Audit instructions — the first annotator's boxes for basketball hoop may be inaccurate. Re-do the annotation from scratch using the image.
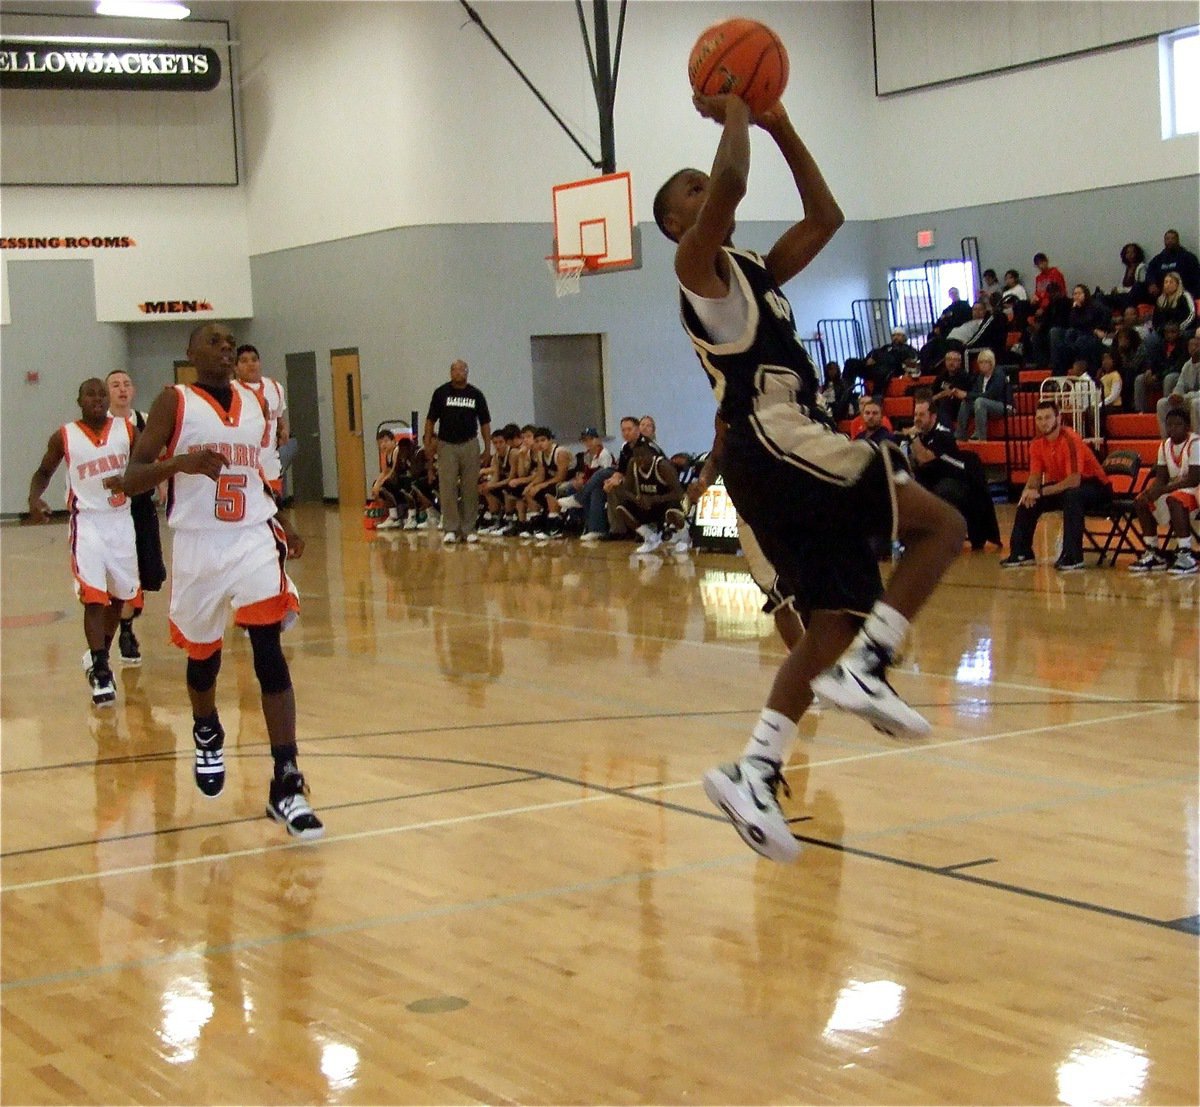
[545,254,600,298]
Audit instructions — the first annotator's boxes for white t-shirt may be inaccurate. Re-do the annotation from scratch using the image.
[680,276,750,346]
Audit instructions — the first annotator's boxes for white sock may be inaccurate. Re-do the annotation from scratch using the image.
[637,524,655,539]
[863,602,909,657]
[1180,537,1194,552]
[742,707,794,764]
[387,508,399,520]
[1145,535,1159,549]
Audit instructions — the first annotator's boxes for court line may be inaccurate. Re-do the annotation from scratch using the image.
[2,702,1181,893]
[0,773,542,859]
[0,853,750,993]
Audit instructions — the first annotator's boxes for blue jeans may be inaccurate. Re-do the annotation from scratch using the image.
[957,396,1007,440]
[580,467,615,533]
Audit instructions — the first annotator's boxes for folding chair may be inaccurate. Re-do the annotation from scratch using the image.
[1083,450,1146,566]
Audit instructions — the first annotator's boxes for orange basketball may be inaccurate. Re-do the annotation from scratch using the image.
[688,18,788,116]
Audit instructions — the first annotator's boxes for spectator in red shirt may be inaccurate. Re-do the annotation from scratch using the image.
[1033,252,1067,309]
[1000,400,1111,571]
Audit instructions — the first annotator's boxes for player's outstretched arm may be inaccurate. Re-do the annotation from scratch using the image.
[123,387,225,495]
[27,430,65,523]
[675,94,751,298]
[761,105,844,286]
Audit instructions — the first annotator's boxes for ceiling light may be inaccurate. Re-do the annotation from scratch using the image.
[95,1,191,19]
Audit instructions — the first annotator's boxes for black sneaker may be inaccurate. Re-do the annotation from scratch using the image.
[267,772,325,840]
[1053,556,1085,572]
[86,659,116,708]
[193,718,226,798]
[999,552,1035,568]
[118,623,142,666]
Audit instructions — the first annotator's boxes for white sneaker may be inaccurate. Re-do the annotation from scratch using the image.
[376,516,403,530]
[442,532,458,545]
[1169,550,1198,575]
[635,531,663,555]
[465,532,480,544]
[810,639,931,739]
[672,529,692,554]
[402,515,419,530]
[702,757,800,863]
[580,531,605,542]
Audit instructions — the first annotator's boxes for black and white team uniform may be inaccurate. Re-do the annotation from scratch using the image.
[679,247,908,616]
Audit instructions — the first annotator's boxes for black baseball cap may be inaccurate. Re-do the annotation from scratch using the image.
[580,426,600,438]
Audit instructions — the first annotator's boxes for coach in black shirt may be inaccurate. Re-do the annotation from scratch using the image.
[423,359,491,544]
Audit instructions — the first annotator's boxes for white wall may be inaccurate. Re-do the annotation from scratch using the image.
[235,0,878,250]
[0,187,254,321]
[865,30,1199,217]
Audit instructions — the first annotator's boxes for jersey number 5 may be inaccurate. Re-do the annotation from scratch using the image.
[214,473,247,522]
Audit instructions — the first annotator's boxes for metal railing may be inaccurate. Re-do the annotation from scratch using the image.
[815,318,866,368]
[852,298,895,354]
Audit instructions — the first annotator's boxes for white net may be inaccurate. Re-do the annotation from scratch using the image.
[545,255,589,298]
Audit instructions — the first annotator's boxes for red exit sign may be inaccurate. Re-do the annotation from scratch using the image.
[916,229,935,249]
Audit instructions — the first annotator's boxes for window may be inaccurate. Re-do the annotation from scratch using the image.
[1160,26,1199,140]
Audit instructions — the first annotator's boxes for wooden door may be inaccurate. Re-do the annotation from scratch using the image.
[330,348,366,505]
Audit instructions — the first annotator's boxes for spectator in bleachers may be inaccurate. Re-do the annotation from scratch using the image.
[1117,304,1153,342]
[863,328,919,395]
[1117,327,1152,411]
[609,440,688,555]
[1098,351,1124,413]
[557,428,615,516]
[980,269,1002,305]
[1001,269,1028,303]
[1129,407,1200,576]
[1051,284,1110,374]
[904,393,1001,551]
[853,397,895,444]
[1149,272,1196,339]
[957,349,1009,441]
[1111,242,1149,309]
[1028,280,1071,368]
[1000,400,1111,572]
[930,347,971,429]
[639,415,665,455]
[949,301,1007,361]
[1146,229,1200,299]
[1135,321,1190,414]
[820,361,856,421]
[574,416,640,541]
[1156,333,1200,437]
[1032,252,1067,310]
[936,287,973,333]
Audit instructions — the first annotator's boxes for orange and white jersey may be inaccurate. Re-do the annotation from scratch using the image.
[1158,433,1200,492]
[62,417,135,515]
[238,376,286,482]
[165,383,277,531]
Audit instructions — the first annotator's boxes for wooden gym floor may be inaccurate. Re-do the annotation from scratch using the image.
[2,503,1197,1105]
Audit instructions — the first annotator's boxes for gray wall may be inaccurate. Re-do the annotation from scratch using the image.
[868,175,1200,297]
[1,261,127,514]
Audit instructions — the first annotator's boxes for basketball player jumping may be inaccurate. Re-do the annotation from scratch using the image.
[121,323,323,840]
[654,95,965,862]
[28,378,143,708]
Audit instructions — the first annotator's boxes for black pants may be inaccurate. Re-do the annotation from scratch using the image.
[1008,478,1110,562]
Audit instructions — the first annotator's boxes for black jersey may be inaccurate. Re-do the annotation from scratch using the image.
[680,247,872,487]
